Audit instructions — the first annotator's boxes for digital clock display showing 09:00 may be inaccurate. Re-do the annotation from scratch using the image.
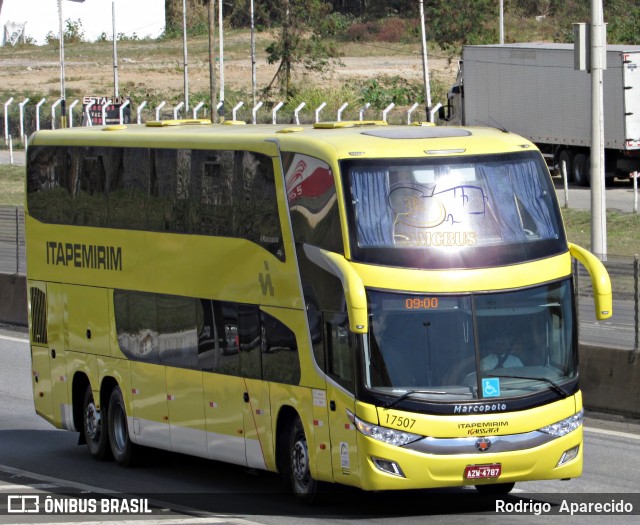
[404,297,439,309]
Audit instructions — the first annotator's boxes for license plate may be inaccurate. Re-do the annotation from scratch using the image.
[464,464,502,480]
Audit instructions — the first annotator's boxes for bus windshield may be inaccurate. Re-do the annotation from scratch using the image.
[343,151,565,269]
[365,279,576,403]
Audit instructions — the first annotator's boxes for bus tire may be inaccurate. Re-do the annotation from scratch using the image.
[572,153,590,187]
[475,482,515,495]
[107,386,136,467]
[82,385,111,461]
[286,416,319,502]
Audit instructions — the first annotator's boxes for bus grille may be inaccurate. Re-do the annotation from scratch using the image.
[29,287,48,345]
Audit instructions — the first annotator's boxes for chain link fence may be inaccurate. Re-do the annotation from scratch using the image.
[1,204,639,352]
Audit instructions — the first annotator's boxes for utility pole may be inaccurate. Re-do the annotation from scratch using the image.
[182,0,189,111]
[112,1,119,99]
[419,0,431,120]
[499,0,504,44]
[591,0,607,259]
[250,0,256,108]
[218,0,224,112]
[58,0,67,128]
[207,0,217,123]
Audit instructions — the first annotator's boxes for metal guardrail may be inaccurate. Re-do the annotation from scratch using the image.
[0,206,25,275]
[0,205,638,351]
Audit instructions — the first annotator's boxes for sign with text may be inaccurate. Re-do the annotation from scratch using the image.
[82,96,131,126]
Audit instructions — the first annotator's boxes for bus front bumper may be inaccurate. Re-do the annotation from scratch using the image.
[354,427,583,491]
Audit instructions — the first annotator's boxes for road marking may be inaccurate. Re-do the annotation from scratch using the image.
[0,514,239,525]
[584,425,640,441]
[0,334,28,344]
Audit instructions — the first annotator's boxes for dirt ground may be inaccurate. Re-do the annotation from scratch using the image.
[0,49,459,107]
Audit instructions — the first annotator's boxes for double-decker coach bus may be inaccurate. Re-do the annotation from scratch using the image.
[25,120,611,500]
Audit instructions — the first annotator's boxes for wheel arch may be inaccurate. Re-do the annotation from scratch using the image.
[72,372,91,440]
[275,404,299,475]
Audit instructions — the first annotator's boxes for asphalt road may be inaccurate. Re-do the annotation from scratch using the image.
[0,327,639,524]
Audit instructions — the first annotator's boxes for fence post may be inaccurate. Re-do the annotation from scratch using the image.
[337,103,348,122]
[19,98,29,140]
[382,103,395,123]
[35,98,46,131]
[251,101,263,124]
[633,254,639,362]
[562,160,570,209]
[193,101,205,119]
[359,103,370,121]
[633,172,638,214]
[293,102,306,125]
[68,100,79,128]
[15,207,19,275]
[137,101,147,124]
[272,102,284,124]
[51,99,62,130]
[314,102,326,123]
[4,97,14,144]
[407,103,419,125]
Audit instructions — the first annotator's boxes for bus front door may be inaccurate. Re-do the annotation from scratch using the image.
[325,313,359,485]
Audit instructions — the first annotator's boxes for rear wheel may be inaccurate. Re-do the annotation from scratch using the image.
[475,482,515,495]
[82,385,110,461]
[285,416,319,502]
[573,153,590,187]
[107,386,136,466]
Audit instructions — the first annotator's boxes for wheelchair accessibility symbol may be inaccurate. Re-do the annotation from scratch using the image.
[482,378,501,398]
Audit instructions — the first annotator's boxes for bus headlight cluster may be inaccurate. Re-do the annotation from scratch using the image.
[354,415,422,447]
[538,409,584,437]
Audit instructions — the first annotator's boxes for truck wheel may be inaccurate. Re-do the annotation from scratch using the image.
[82,385,110,461]
[573,153,590,187]
[107,386,136,466]
[558,150,574,181]
[285,416,319,502]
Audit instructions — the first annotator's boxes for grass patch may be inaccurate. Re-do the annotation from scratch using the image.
[0,164,25,206]
[561,208,640,257]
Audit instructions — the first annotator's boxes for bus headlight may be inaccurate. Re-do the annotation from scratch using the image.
[353,415,422,447]
[538,409,584,437]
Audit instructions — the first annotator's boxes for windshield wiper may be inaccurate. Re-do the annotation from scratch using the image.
[489,373,570,398]
[384,389,450,409]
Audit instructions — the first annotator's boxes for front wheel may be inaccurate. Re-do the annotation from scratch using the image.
[286,416,319,502]
[107,386,136,466]
[82,385,110,461]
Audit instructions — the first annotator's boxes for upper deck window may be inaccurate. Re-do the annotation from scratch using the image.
[342,151,566,269]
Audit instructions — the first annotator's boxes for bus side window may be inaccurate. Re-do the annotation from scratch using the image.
[239,304,262,379]
[261,310,301,385]
[198,300,240,376]
[326,313,354,392]
[156,294,199,370]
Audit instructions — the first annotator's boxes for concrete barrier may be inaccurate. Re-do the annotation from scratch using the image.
[579,344,640,419]
[0,273,27,326]
[0,274,638,418]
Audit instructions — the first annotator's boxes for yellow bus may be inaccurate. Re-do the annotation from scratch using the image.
[25,120,612,500]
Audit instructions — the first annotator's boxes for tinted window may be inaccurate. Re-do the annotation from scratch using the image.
[262,311,300,385]
[27,146,284,260]
[114,290,299,384]
[283,152,343,253]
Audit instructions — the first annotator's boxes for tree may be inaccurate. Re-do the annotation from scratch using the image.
[265,0,342,98]
[427,0,496,50]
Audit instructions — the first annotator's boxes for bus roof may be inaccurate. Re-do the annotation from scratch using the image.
[29,121,537,160]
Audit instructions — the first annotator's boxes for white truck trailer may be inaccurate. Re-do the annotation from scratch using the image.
[441,43,640,186]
